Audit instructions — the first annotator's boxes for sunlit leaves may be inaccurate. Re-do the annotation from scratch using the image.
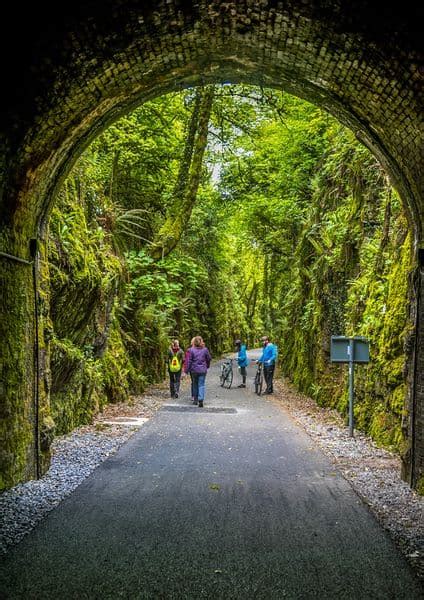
[49,83,411,451]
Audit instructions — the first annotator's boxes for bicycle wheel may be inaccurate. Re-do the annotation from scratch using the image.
[220,366,226,387]
[223,368,233,389]
[258,371,264,395]
[254,370,263,395]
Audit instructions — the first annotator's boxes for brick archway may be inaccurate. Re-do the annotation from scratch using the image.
[1,1,423,490]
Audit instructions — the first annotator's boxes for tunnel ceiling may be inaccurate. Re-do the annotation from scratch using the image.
[0,0,423,236]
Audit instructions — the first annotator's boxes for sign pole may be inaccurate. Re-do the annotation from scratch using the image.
[330,335,369,438]
[348,338,355,437]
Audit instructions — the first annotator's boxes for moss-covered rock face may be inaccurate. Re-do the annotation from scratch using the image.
[278,136,415,458]
[417,476,424,497]
[351,229,413,452]
[46,187,141,436]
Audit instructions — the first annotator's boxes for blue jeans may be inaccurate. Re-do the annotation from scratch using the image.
[192,372,206,401]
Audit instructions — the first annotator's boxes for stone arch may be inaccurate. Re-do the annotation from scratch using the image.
[0,1,423,490]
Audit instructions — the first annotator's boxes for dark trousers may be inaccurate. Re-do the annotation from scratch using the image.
[169,370,182,397]
[263,364,275,393]
[239,366,246,383]
[189,372,194,399]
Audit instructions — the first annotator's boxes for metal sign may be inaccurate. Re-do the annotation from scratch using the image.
[330,336,370,363]
[330,336,370,437]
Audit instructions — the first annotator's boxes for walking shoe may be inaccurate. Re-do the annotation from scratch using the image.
[198,401,204,408]
[192,399,198,405]
[237,384,246,388]
[175,393,179,398]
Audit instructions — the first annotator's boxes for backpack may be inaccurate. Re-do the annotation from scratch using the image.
[169,352,182,372]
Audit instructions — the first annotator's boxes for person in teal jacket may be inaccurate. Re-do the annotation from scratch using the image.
[235,339,249,388]
[257,335,277,393]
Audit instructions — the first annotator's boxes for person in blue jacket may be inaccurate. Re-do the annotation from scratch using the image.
[257,335,277,394]
[235,339,249,388]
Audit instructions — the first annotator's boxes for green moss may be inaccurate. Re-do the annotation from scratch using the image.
[0,229,39,490]
[99,324,145,404]
[416,476,424,496]
[278,142,413,458]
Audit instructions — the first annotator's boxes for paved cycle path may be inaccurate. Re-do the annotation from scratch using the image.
[1,356,423,599]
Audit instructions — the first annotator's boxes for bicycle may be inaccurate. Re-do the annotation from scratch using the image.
[220,358,233,388]
[254,361,264,395]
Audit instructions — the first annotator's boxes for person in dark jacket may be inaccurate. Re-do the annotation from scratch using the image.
[186,336,211,407]
[167,339,185,398]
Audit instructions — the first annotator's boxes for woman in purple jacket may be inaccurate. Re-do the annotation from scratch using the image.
[186,336,211,407]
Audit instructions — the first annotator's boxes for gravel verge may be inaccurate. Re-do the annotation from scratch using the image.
[0,386,167,555]
[274,377,424,582]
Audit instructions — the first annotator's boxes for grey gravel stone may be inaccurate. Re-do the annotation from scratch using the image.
[0,390,167,556]
[0,431,134,554]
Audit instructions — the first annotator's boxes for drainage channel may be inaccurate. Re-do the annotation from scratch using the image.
[161,405,237,414]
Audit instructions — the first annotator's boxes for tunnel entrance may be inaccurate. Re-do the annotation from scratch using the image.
[0,2,423,491]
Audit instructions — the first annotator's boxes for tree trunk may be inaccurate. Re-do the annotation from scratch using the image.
[149,86,215,260]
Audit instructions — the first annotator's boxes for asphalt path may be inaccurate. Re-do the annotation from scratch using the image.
[1,353,423,599]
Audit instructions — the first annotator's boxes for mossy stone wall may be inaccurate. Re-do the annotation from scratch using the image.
[0,230,52,490]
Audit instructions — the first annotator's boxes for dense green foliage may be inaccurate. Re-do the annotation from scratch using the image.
[47,86,412,452]
[218,94,412,450]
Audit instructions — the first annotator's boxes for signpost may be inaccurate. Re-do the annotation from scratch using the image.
[330,336,370,437]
